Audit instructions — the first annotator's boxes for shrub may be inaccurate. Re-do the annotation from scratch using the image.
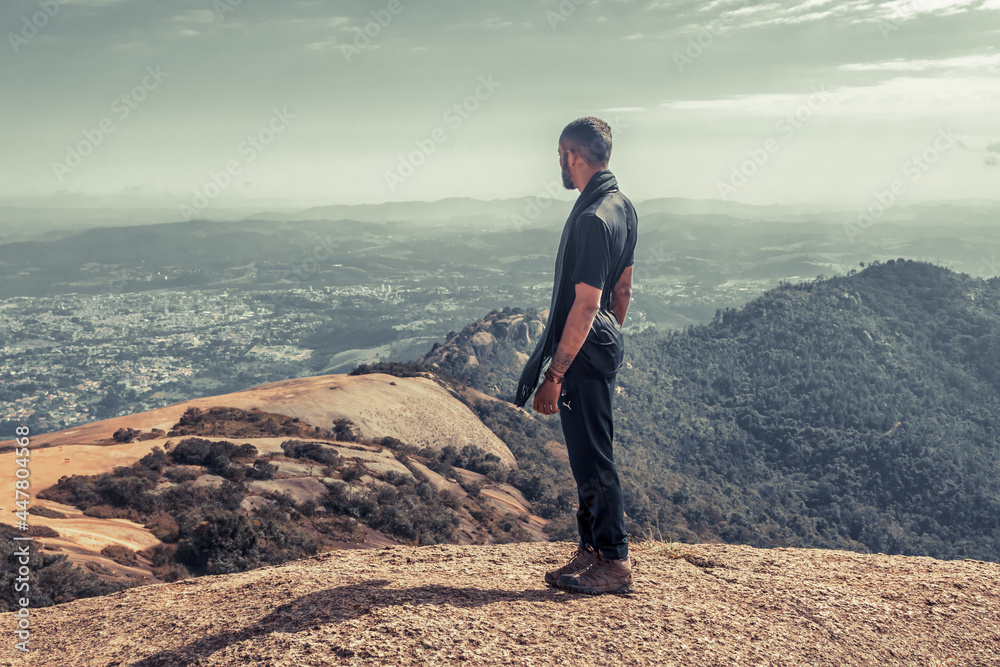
[280,439,342,466]
[37,475,99,508]
[297,499,318,517]
[236,443,258,459]
[341,462,365,483]
[83,504,143,522]
[320,476,458,546]
[153,562,191,582]
[332,418,359,442]
[246,459,278,480]
[170,437,212,465]
[144,511,179,542]
[138,542,176,567]
[94,474,158,514]
[313,516,366,542]
[138,446,168,472]
[101,545,138,567]
[170,406,333,440]
[0,525,136,610]
[162,465,201,483]
[25,525,59,538]
[175,510,263,575]
[112,427,140,443]
[378,436,420,455]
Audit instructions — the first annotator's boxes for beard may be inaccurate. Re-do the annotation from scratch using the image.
[560,157,574,190]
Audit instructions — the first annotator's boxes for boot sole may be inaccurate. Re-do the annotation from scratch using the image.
[544,570,588,586]
[561,582,634,595]
[556,577,634,595]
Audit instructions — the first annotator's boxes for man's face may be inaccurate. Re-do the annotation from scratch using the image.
[558,144,574,190]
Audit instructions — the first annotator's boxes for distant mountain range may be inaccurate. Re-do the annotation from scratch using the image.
[3,197,998,240]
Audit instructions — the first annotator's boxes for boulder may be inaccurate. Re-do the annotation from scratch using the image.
[510,320,529,345]
[528,320,544,339]
[470,331,496,359]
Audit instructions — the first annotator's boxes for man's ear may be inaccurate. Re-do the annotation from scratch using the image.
[566,148,582,170]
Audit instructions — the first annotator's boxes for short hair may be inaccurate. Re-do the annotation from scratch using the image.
[559,117,612,166]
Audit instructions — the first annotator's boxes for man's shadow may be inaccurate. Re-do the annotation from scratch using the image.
[129,579,577,666]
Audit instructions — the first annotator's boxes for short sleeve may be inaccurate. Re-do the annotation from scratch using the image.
[570,214,612,291]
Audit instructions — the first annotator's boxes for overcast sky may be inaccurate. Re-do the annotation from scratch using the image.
[1,0,997,211]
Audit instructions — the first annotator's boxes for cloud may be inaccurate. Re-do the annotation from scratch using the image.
[61,0,135,5]
[671,0,990,30]
[840,54,1000,72]
[952,133,1000,165]
[661,76,1000,115]
[280,16,353,30]
[953,134,999,151]
[171,10,217,24]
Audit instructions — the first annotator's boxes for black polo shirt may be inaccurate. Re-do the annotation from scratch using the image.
[551,174,638,379]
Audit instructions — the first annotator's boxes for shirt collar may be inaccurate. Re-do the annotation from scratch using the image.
[580,168,615,198]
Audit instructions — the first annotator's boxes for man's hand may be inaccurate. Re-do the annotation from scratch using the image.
[531,281,603,415]
[533,377,563,415]
[609,265,632,328]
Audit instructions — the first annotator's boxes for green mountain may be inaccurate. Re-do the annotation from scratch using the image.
[428,260,1000,561]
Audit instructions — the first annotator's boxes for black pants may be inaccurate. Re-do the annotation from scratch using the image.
[558,373,628,561]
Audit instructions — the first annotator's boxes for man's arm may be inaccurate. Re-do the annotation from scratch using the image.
[547,281,603,377]
[608,265,632,327]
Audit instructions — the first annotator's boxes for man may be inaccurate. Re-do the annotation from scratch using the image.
[513,116,638,595]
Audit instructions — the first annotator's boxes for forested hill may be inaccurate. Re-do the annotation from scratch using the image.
[423,259,1000,562]
[610,259,1000,561]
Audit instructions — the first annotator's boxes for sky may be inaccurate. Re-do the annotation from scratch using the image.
[1,0,998,212]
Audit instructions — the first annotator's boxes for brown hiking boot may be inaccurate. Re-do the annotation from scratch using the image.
[544,544,597,586]
[557,552,633,594]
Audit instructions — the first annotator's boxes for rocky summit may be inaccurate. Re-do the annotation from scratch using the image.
[3,540,998,666]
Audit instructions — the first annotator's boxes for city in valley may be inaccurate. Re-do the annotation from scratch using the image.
[1,199,995,434]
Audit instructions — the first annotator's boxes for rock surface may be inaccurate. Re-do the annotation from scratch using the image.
[4,541,998,666]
